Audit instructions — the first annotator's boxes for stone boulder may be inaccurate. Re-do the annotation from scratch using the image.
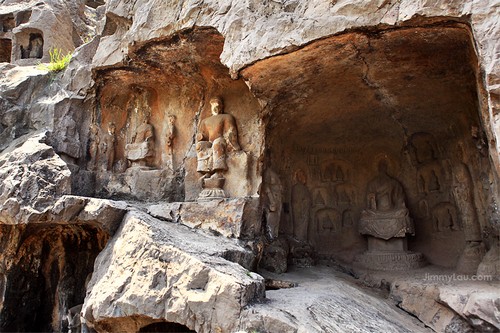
[0,131,71,223]
[82,211,265,333]
[391,279,500,332]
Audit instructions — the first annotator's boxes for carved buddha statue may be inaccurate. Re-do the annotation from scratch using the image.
[126,117,155,167]
[196,96,240,200]
[196,96,240,178]
[359,160,414,240]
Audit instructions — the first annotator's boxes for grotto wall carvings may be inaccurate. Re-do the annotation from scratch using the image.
[87,28,262,204]
[241,23,497,274]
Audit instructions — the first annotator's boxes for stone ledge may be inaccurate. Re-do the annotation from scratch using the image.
[147,197,260,239]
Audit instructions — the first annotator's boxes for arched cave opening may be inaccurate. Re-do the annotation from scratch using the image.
[243,21,495,271]
[0,224,108,332]
[0,39,12,63]
[139,322,196,333]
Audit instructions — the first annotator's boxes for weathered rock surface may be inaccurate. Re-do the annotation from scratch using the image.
[240,267,433,333]
[82,210,265,333]
[0,65,50,151]
[0,0,499,332]
[391,278,500,332]
[477,240,500,280]
[147,198,260,239]
[0,131,71,223]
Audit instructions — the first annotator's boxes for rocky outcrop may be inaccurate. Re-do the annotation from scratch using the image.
[147,198,261,239]
[391,279,500,332]
[0,131,71,223]
[82,211,264,333]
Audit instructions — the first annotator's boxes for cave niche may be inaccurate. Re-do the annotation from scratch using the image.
[91,27,262,202]
[16,29,43,60]
[242,22,494,269]
[0,224,108,332]
[16,10,31,26]
[0,14,14,33]
[0,39,12,63]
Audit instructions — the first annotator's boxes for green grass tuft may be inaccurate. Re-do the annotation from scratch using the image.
[38,48,72,72]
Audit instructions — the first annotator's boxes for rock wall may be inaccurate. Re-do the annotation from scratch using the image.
[94,0,500,190]
[0,0,499,332]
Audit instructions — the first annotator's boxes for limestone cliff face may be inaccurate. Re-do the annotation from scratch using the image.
[0,0,499,332]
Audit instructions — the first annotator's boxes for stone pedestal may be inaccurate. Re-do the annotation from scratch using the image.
[354,236,426,271]
[125,141,153,167]
[198,176,226,201]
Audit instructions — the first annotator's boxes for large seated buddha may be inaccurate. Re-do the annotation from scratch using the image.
[359,160,414,240]
[355,159,424,271]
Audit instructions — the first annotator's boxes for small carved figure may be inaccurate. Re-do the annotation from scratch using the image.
[359,159,414,240]
[432,202,459,232]
[88,124,99,170]
[291,169,312,242]
[165,115,176,169]
[452,162,481,240]
[126,117,155,167]
[21,34,43,59]
[315,208,341,233]
[29,35,43,58]
[100,122,116,171]
[262,168,283,241]
[417,162,444,194]
[166,115,176,147]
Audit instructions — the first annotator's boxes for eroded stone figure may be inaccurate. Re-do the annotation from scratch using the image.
[196,96,240,199]
[100,122,116,171]
[165,115,176,169]
[21,34,43,59]
[262,168,283,241]
[291,169,312,242]
[88,124,99,171]
[29,35,43,58]
[359,159,414,240]
[126,117,155,167]
[166,115,176,148]
[58,116,81,159]
[452,149,485,273]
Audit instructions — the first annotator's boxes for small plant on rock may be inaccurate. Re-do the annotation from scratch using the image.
[38,48,72,72]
